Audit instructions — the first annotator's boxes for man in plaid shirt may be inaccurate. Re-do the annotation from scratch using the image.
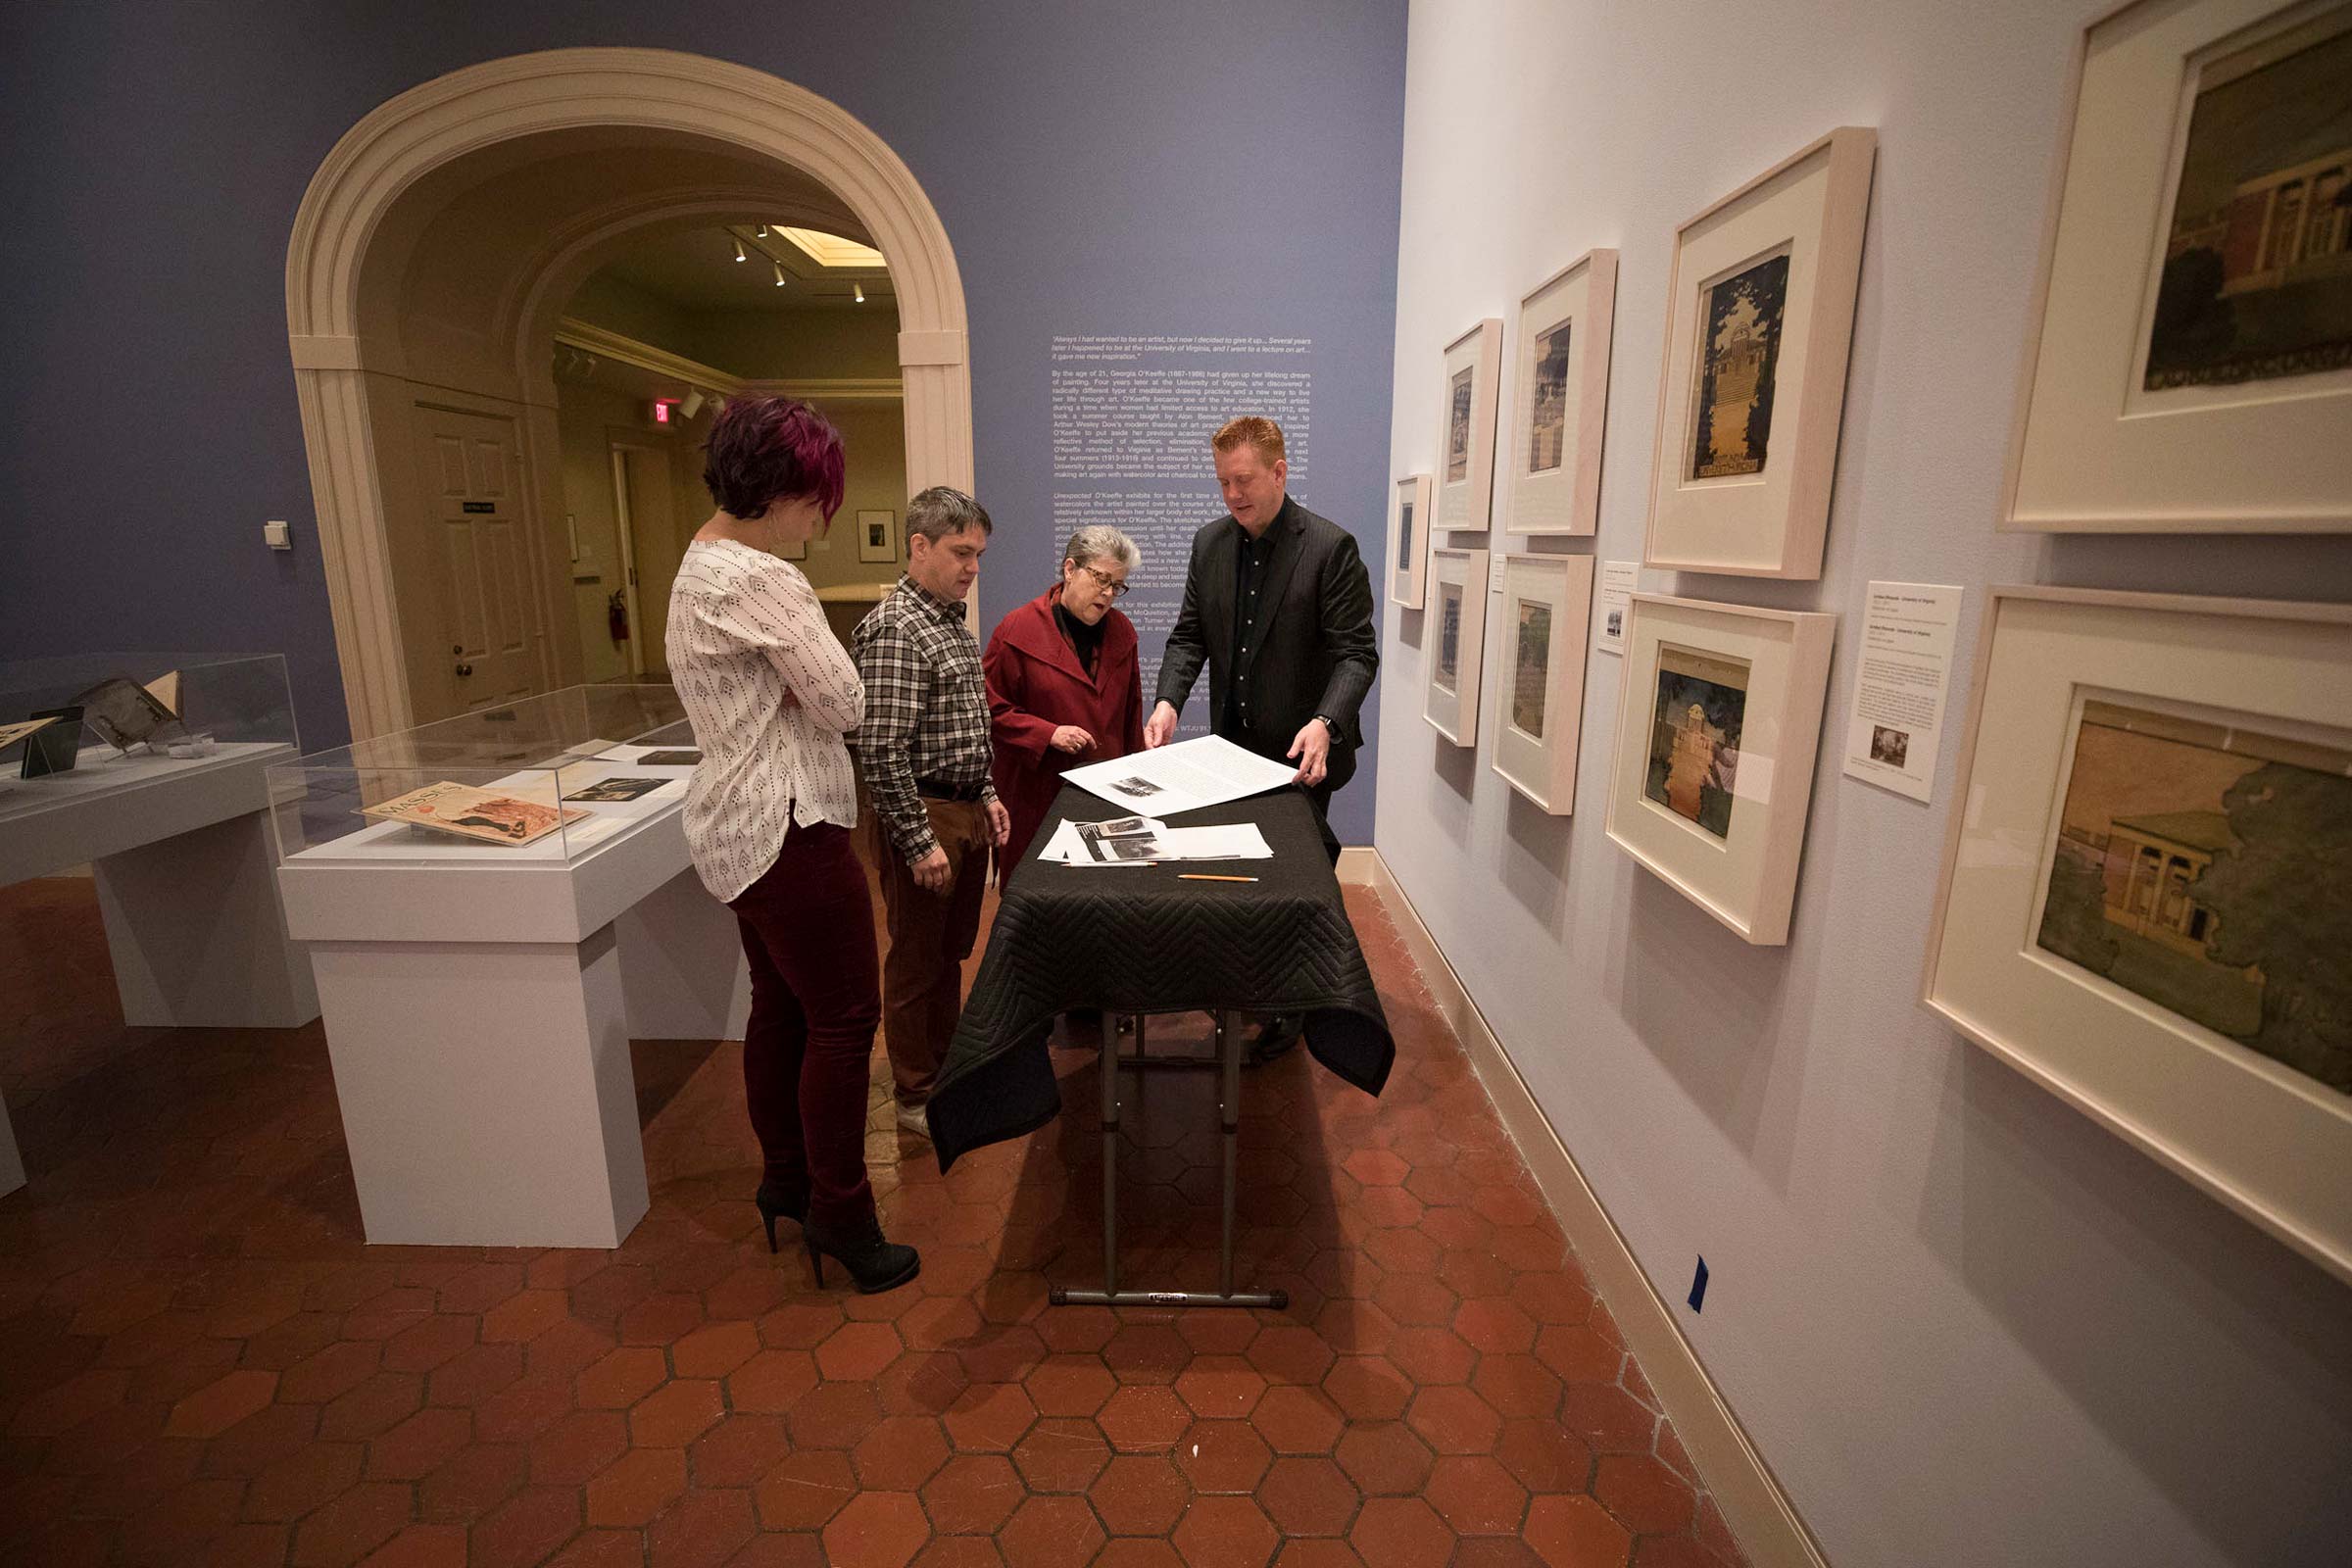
[850,486,1009,1138]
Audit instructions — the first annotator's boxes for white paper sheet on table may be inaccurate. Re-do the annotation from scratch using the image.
[1036,817,1271,865]
[1060,734,1298,816]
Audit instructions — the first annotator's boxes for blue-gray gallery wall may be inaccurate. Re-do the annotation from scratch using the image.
[0,1,1406,842]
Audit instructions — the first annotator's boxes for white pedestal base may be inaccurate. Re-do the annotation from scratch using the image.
[93,809,319,1028]
[617,868,753,1040]
[312,928,650,1249]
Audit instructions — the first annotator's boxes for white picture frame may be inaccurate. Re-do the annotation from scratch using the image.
[2005,0,2352,534]
[1922,585,2352,1282]
[1423,547,1490,748]
[1507,251,1618,537]
[1491,555,1596,813]
[1390,473,1435,610]
[1436,319,1504,535]
[857,508,900,564]
[1644,127,1877,579]
[1603,593,1837,945]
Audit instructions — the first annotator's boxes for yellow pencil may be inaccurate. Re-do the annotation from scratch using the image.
[1177,873,1259,883]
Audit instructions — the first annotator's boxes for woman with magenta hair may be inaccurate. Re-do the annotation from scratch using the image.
[667,396,917,1294]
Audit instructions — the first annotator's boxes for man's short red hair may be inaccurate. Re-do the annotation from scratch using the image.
[1211,416,1286,466]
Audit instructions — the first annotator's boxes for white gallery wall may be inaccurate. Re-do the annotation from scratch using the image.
[1378,3,2352,1565]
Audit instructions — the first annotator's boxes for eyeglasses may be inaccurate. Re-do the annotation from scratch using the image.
[1075,564,1130,598]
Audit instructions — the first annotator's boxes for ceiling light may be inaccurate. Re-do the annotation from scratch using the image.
[773,261,787,287]
[854,283,865,304]
[732,235,747,263]
[754,223,768,237]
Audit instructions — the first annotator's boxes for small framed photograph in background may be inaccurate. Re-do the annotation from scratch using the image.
[1390,473,1435,609]
[1490,554,1596,813]
[1423,547,1490,748]
[1507,250,1617,537]
[1436,319,1503,535]
[857,509,900,564]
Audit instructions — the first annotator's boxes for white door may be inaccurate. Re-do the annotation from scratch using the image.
[414,404,543,713]
[611,442,681,677]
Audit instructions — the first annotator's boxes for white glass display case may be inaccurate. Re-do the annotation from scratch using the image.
[269,684,692,864]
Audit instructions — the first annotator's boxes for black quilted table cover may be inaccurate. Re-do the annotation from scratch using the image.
[926,784,1395,1170]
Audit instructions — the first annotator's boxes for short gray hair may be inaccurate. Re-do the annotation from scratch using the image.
[1063,524,1140,575]
[906,485,993,544]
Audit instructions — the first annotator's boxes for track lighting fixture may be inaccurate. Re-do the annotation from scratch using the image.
[732,235,747,263]
[854,283,865,304]
[679,389,706,420]
[773,261,787,287]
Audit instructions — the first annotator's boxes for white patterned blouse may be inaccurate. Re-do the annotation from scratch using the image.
[667,538,864,903]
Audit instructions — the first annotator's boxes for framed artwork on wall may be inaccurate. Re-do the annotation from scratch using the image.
[1922,586,2352,1281]
[1436,318,1503,535]
[1644,127,1877,579]
[1390,473,1435,609]
[1423,547,1490,748]
[1491,554,1596,813]
[857,508,900,564]
[1603,593,1836,944]
[1507,250,1618,537]
[2005,0,2352,534]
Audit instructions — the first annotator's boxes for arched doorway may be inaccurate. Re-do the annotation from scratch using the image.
[285,48,971,738]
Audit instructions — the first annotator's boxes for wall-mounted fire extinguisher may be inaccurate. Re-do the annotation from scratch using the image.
[607,588,630,644]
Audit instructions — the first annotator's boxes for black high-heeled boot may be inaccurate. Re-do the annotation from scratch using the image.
[803,1216,919,1295]
[754,1182,808,1254]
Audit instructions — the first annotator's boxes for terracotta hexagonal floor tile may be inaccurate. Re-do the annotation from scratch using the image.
[584,1446,687,1528]
[752,1446,857,1532]
[1174,1356,1267,1420]
[815,1322,904,1383]
[353,1523,468,1567]
[244,1440,365,1521]
[1524,1494,1631,1568]
[1450,1540,1548,1568]
[907,1538,1006,1568]
[1088,1452,1189,1536]
[1176,1417,1273,1494]
[820,1490,930,1568]
[1386,1325,1477,1387]
[529,1409,628,1487]
[1255,1454,1361,1537]
[1454,1297,1538,1356]
[575,1346,667,1410]
[1096,1384,1192,1452]
[941,1382,1036,1453]
[1534,1324,1621,1386]
[166,1369,278,1439]
[1321,1356,1413,1423]
[1405,1384,1502,1456]
[290,1480,411,1568]
[1627,1534,1730,1568]
[366,1406,472,1482]
[995,1493,1102,1568]
[785,1380,883,1451]
[1102,1323,1191,1385]
[1272,1541,1370,1568]
[1425,1453,1529,1536]
[1593,1453,1697,1536]
[629,1378,724,1448]
[688,1413,792,1490]
[1509,1270,1595,1327]
[1009,1415,1111,1494]
[1372,1272,1458,1329]
[758,1299,846,1350]
[1343,1149,1409,1187]
[1348,1494,1456,1568]
[1022,1353,1115,1418]
[1472,1353,1565,1422]
[1247,1325,1338,1387]
[1251,1384,1347,1454]
[1093,1541,1185,1568]
[920,1451,1024,1536]
[852,1414,952,1492]
[467,1485,581,1568]
[417,1443,527,1526]
[616,1293,704,1347]
[726,1349,820,1415]
[644,1486,756,1567]
[1033,1304,1116,1355]
[1560,1383,1656,1455]
[1334,1421,1434,1497]
[382,1314,479,1375]
[1174,1494,1280,1568]
[670,1321,760,1380]
[1494,1417,1594,1495]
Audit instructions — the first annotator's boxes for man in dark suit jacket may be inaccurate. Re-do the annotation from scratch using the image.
[1145,416,1379,859]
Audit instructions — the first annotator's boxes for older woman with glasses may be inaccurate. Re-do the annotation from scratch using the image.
[982,524,1146,886]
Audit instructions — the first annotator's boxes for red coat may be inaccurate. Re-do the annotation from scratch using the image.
[984,585,1145,886]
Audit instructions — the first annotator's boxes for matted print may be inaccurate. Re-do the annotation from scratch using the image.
[1690,251,1791,479]
[1437,585,1464,690]
[1529,326,1572,473]
[2143,16,2352,391]
[1512,602,1552,738]
[1424,548,1490,748]
[1446,368,1475,484]
[1645,646,1749,839]
[1435,319,1503,534]
[2035,697,2351,1097]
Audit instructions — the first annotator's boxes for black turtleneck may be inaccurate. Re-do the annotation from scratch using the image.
[1054,598,1104,677]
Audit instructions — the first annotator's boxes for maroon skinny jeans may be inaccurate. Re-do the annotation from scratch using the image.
[727,819,881,1233]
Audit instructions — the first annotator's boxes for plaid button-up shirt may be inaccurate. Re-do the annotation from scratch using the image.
[850,575,997,864]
